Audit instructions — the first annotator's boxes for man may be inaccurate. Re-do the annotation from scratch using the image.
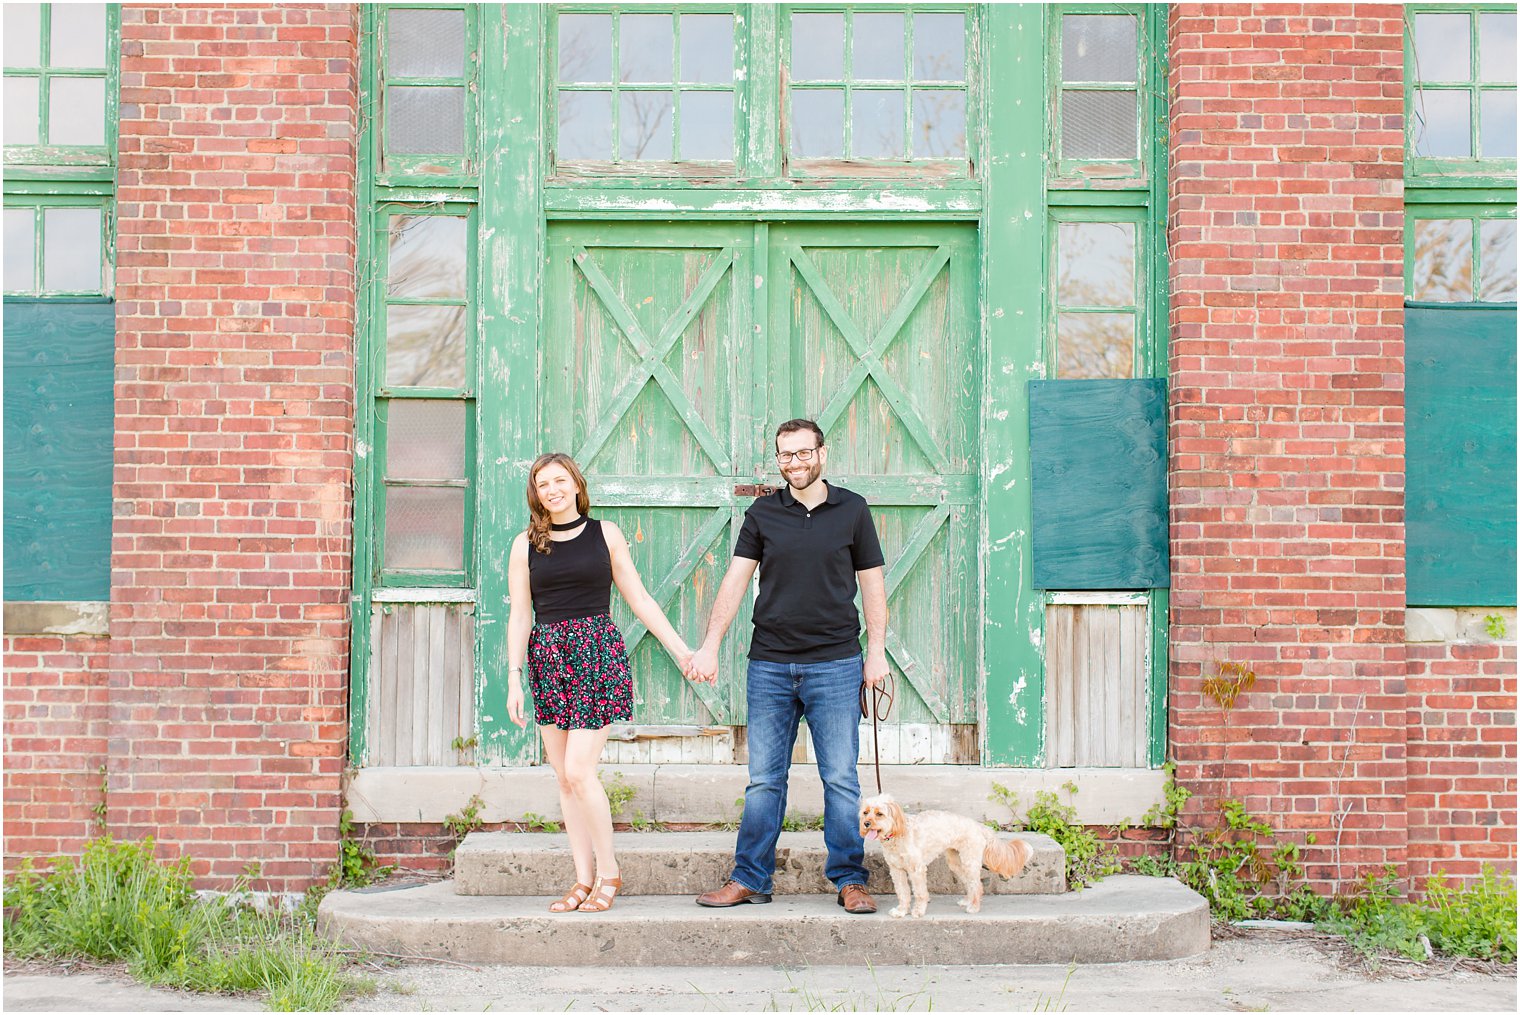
[686,419,888,915]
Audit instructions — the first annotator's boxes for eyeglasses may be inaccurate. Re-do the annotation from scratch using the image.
[775,448,820,464]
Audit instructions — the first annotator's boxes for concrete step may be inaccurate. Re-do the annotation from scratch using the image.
[455,830,1066,897]
[318,876,1209,966]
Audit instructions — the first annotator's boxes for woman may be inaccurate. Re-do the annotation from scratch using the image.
[506,452,695,913]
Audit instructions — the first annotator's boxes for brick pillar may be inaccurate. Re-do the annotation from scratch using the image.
[1167,5,1407,889]
[112,3,359,890]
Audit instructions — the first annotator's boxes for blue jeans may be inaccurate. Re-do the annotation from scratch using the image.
[730,654,868,894]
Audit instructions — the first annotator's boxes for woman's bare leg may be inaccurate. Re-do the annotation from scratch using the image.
[562,726,618,880]
[540,724,594,886]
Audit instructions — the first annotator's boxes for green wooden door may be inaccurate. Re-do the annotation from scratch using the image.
[769,223,982,755]
[544,220,980,758]
[543,222,753,726]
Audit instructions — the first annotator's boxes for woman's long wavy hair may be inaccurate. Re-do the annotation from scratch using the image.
[526,452,591,554]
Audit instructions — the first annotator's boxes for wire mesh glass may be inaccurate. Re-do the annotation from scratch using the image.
[1062,15,1137,83]
[388,8,466,79]
[384,487,466,571]
[386,86,465,155]
[387,400,467,481]
[1061,90,1138,160]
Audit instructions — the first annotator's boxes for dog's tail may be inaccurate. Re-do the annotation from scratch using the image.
[984,835,1033,879]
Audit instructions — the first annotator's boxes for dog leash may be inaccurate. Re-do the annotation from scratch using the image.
[858,670,895,795]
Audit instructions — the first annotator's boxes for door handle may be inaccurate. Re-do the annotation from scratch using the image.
[734,484,776,497]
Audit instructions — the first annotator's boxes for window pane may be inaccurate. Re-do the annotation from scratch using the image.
[791,89,843,157]
[559,13,612,83]
[852,90,904,158]
[4,4,41,67]
[912,90,965,158]
[1480,90,1517,158]
[621,14,673,83]
[388,8,465,78]
[792,13,844,80]
[1058,223,1136,308]
[3,76,39,144]
[387,400,467,481]
[1063,15,1138,84]
[854,12,904,80]
[1412,89,1472,157]
[620,90,673,160]
[1057,313,1134,379]
[386,86,465,155]
[1413,218,1474,301]
[680,14,733,84]
[49,3,107,69]
[48,76,105,146]
[1062,90,1138,159]
[387,305,468,389]
[388,215,467,299]
[42,206,102,292]
[558,90,612,159]
[914,12,965,82]
[680,91,733,160]
[1480,13,1517,83]
[4,208,35,291]
[1414,13,1472,82]
[384,487,465,570]
[1479,219,1517,302]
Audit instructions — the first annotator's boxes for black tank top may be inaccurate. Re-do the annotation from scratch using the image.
[527,519,613,624]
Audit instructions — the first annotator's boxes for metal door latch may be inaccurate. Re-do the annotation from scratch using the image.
[734,484,777,497]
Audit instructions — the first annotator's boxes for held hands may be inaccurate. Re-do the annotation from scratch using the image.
[863,648,889,688]
[684,643,719,685]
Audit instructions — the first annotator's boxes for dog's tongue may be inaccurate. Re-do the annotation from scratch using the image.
[864,830,878,840]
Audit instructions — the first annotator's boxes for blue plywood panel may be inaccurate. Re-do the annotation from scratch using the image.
[1029,378,1169,590]
[3,300,115,601]
[1406,304,1517,607]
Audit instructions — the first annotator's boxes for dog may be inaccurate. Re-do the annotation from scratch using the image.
[859,793,1033,918]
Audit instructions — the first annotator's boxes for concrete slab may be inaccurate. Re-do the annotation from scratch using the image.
[454,829,1066,896]
[318,875,1209,966]
[346,764,1168,825]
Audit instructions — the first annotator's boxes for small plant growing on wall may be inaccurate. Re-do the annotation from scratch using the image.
[1202,660,1256,711]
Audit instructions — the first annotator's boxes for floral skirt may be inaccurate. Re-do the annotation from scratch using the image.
[527,612,634,730]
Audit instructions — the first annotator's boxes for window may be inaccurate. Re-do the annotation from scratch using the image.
[379,5,477,176]
[3,2,114,164]
[1408,210,1518,302]
[1054,10,1143,179]
[1408,7,1517,168]
[3,199,108,296]
[374,207,476,586]
[784,7,970,169]
[554,9,739,165]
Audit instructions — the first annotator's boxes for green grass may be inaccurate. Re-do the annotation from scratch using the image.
[3,836,370,1012]
[1316,865,1517,965]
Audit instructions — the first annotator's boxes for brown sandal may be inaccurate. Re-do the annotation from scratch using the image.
[549,881,592,913]
[577,875,622,912]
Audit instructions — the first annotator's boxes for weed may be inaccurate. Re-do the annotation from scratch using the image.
[1141,761,1192,830]
[449,735,479,761]
[992,782,1120,890]
[1173,799,1327,922]
[1202,660,1256,711]
[600,770,637,818]
[1317,865,1517,965]
[781,812,826,832]
[1484,613,1507,639]
[518,811,562,834]
[2,836,368,1012]
[92,763,108,833]
[331,809,391,890]
[443,795,487,840]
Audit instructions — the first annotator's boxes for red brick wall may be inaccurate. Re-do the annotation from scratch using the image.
[1167,5,1409,890]
[2,636,110,869]
[1408,637,1518,884]
[110,2,359,891]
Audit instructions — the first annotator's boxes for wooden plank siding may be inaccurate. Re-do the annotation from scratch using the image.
[366,603,476,766]
[1044,600,1149,768]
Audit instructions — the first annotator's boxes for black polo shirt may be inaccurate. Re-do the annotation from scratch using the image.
[732,481,885,662]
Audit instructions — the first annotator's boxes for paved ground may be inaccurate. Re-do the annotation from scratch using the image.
[5,931,1516,1012]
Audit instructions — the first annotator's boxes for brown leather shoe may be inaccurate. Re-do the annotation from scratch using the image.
[696,880,772,907]
[837,884,877,914]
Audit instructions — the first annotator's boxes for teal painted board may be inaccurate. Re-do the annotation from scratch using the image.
[1029,379,1168,590]
[1406,304,1518,607]
[3,300,114,601]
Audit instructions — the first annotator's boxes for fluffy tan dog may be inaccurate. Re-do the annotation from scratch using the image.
[859,792,1033,918]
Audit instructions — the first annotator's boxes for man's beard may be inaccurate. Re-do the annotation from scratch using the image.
[785,461,822,490]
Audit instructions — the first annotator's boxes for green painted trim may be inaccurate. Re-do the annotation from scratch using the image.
[743,5,780,180]
[981,3,1046,766]
[542,188,982,218]
[1143,1,1169,765]
[348,5,381,765]
[475,3,545,765]
[1405,183,1518,202]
